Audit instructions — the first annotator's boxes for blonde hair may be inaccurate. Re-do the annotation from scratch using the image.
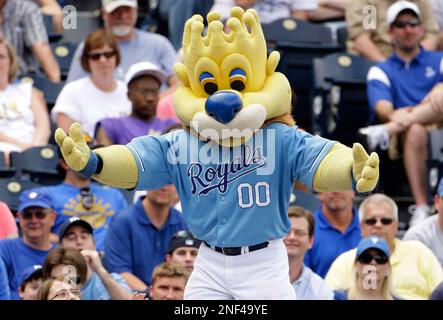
[0,37,19,82]
[347,261,395,300]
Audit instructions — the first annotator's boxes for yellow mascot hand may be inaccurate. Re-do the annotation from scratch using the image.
[54,123,91,172]
[352,143,379,193]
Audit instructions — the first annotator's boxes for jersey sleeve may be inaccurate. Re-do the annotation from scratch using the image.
[367,66,394,111]
[287,128,335,189]
[126,135,173,190]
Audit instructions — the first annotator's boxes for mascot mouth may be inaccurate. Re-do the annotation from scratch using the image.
[190,104,267,146]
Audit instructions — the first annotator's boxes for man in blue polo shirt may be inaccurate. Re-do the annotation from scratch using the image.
[359,1,443,226]
[0,189,56,300]
[304,191,361,278]
[104,184,187,292]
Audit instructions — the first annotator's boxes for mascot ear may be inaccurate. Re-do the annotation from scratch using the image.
[266,51,280,76]
[173,63,190,87]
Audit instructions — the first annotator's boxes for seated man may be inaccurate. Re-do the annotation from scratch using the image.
[359,2,443,225]
[40,147,128,251]
[403,177,443,266]
[166,230,202,274]
[0,189,56,299]
[95,61,177,146]
[59,217,131,300]
[345,0,438,61]
[304,191,361,278]
[149,262,189,300]
[284,206,334,300]
[326,193,443,300]
[104,185,188,292]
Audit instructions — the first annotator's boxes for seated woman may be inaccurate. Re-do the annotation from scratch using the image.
[334,236,398,300]
[51,29,131,140]
[0,37,51,157]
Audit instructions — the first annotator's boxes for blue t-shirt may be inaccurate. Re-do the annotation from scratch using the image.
[81,272,130,300]
[304,207,361,278]
[127,123,336,247]
[42,183,128,252]
[0,238,53,300]
[367,48,443,112]
[104,198,187,286]
[0,258,10,300]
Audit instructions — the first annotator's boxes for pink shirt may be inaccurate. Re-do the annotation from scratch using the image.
[0,202,18,239]
[156,95,180,122]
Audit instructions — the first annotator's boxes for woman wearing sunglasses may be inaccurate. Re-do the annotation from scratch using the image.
[334,236,397,300]
[52,29,131,140]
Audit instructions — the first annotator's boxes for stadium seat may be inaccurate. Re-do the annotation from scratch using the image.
[50,42,78,80]
[62,12,102,44]
[0,178,41,212]
[336,26,348,49]
[9,145,63,185]
[21,75,65,110]
[289,189,321,213]
[42,14,63,43]
[0,151,15,178]
[312,52,376,146]
[261,18,342,130]
[427,128,443,196]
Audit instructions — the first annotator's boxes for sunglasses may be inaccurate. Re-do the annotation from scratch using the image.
[88,50,116,60]
[21,210,48,220]
[391,19,421,29]
[357,252,389,265]
[363,217,394,226]
[80,187,94,210]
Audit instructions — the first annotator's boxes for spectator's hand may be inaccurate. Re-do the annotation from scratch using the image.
[55,123,90,171]
[130,292,147,300]
[352,143,379,193]
[81,250,104,274]
[389,107,413,128]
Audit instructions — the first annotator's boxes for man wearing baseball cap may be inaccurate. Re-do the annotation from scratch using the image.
[67,0,180,98]
[346,0,438,61]
[0,189,56,299]
[360,0,443,227]
[95,61,178,146]
[166,231,202,273]
[404,177,443,266]
[58,217,132,300]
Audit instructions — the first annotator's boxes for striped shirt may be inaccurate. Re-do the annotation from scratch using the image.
[0,0,49,75]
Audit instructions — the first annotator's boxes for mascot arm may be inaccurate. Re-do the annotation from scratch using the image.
[313,143,379,193]
[55,123,139,189]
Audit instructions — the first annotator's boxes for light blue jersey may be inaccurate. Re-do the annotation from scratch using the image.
[127,123,335,247]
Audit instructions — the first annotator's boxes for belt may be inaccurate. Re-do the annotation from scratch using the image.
[204,241,269,256]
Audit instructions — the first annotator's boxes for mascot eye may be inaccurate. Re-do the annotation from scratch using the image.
[229,68,247,92]
[199,72,218,95]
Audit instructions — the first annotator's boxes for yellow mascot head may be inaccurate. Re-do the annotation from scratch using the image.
[173,7,293,146]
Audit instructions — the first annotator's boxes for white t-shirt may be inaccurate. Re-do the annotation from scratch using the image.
[211,0,318,24]
[51,77,131,138]
[0,82,34,152]
[403,214,443,267]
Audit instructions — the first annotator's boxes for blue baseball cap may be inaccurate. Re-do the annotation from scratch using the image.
[356,236,390,257]
[58,216,94,242]
[19,265,43,286]
[18,189,53,212]
[437,177,443,197]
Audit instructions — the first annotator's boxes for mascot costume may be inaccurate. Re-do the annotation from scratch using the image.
[55,7,379,299]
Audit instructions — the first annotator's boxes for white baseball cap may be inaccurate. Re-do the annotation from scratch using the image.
[102,0,137,13]
[386,1,421,27]
[125,61,167,86]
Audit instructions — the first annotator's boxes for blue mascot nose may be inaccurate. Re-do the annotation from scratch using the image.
[205,91,242,124]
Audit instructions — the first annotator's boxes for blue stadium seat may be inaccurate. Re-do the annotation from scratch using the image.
[21,75,65,109]
[0,178,41,212]
[50,41,78,81]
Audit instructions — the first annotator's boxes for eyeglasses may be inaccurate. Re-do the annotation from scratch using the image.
[357,252,389,265]
[21,210,48,220]
[88,50,116,60]
[363,217,394,226]
[391,19,421,29]
[49,288,81,300]
[80,188,94,210]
